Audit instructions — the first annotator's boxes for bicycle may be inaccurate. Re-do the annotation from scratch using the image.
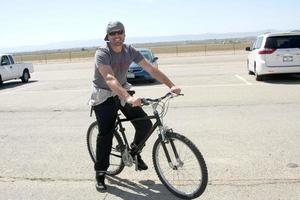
[86,92,208,199]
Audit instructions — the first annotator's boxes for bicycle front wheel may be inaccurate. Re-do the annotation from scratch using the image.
[152,131,208,199]
[86,121,125,176]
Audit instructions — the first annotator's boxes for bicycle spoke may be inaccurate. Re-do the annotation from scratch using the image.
[87,122,125,176]
[110,153,122,158]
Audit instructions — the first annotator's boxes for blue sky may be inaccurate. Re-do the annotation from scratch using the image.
[1,0,300,48]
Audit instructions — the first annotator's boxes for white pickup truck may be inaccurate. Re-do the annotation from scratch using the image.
[0,54,34,86]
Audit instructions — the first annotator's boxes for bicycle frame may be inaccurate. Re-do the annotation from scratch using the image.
[114,101,183,171]
[115,107,163,156]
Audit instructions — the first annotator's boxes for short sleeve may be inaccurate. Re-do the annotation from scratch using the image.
[95,48,110,68]
[129,45,144,63]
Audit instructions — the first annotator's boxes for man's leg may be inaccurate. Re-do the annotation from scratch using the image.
[120,103,152,170]
[120,103,152,145]
[93,97,118,190]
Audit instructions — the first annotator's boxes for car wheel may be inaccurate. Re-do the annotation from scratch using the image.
[148,79,156,83]
[255,74,263,81]
[0,75,3,87]
[253,63,263,81]
[254,67,263,81]
[21,70,30,83]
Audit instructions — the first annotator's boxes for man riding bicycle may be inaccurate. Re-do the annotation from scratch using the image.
[89,21,181,192]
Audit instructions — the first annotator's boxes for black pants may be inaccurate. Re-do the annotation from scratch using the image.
[93,96,152,172]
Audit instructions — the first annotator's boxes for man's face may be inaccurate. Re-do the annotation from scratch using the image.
[107,29,125,46]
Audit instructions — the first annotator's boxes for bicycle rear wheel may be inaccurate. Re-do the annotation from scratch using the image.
[86,121,125,176]
[152,131,208,199]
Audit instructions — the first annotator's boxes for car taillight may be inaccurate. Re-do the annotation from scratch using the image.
[258,48,276,54]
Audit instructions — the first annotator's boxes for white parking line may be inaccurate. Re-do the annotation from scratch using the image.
[0,80,256,96]
[235,75,253,85]
[181,83,251,88]
[136,83,255,90]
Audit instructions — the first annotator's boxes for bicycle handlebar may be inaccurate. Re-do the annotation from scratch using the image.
[141,92,184,106]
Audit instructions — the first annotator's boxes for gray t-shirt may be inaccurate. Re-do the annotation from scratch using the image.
[93,44,144,90]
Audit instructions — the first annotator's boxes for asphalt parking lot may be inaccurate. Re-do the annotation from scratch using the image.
[0,53,300,200]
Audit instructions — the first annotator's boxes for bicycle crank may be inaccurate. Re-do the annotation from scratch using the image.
[121,148,133,167]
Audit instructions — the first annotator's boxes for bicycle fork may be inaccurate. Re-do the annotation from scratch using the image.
[159,129,184,170]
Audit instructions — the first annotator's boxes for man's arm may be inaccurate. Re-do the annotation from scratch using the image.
[138,59,181,94]
[98,65,140,106]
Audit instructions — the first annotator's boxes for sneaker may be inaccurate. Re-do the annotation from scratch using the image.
[136,154,148,171]
[95,172,107,192]
[130,143,148,170]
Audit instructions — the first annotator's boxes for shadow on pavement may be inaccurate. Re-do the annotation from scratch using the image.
[0,80,38,90]
[105,176,182,200]
[262,74,300,84]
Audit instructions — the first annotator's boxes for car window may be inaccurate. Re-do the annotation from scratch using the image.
[253,36,264,50]
[1,56,11,65]
[140,51,151,61]
[265,35,300,49]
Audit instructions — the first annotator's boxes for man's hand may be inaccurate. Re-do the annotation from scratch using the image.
[170,85,181,95]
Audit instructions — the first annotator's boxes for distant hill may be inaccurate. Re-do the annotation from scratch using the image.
[1,29,281,53]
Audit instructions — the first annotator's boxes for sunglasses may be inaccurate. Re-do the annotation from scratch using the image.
[109,30,124,36]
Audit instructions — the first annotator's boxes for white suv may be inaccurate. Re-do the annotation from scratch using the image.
[246,31,300,81]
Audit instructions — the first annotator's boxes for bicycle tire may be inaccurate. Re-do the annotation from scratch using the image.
[86,121,125,176]
[152,131,208,199]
